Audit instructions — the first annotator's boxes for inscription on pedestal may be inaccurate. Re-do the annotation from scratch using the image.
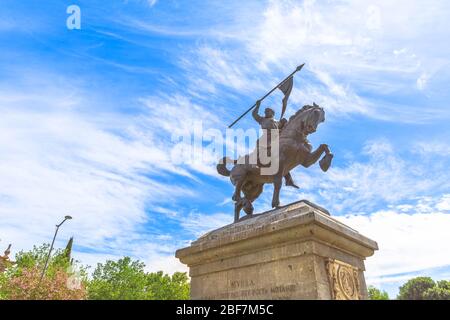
[203,277,299,300]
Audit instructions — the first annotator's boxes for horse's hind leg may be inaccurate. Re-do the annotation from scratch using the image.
[234,200,244,222]
[272,172,283,208]
[232,180,244,201]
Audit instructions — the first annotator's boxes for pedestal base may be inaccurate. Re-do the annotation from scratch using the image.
[176,200,378,300]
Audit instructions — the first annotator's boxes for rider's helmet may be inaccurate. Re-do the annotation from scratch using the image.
[264,107,275,118]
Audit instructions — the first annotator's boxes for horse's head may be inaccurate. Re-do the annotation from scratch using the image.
[284,103,325,137]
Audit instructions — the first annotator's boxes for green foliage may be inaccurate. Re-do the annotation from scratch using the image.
[423,280,450,300]
[88,257,151,300]
[0,243,87,300]
[0,272,8,300]
[87,257,190,300]
[397,277,436,300]
[147,271,190,300]
[2,243,189,300]
[10,243,87,279]
[14,244,72,271]
[368,285,389,300]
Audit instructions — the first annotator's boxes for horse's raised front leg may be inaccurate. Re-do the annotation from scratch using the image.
[271,172,283,208]
[303,144,329,168]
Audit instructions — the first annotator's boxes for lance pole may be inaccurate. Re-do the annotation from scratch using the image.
[228,63,305,128]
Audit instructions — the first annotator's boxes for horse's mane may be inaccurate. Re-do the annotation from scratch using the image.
[281,104,325,139]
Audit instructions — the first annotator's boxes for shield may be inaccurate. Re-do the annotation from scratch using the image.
[319,153,333,172]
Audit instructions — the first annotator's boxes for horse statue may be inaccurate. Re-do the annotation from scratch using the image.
[217,103,333,222]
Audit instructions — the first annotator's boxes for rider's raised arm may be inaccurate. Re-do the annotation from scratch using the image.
[252,100,263,124]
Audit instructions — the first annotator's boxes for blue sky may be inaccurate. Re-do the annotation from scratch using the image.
[0,0,450,298]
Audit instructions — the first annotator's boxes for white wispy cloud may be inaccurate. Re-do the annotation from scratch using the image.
[283,138,450,214]
[179,211,233,238]
[171,0,450,122]
[139,94,227,177]
[0,69,221,272]
[413,141,450,157]
[337,195,450,284]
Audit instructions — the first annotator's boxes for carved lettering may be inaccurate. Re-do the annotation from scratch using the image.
[230,279,255,289]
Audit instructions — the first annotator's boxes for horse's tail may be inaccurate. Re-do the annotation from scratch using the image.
[216,157,236,177]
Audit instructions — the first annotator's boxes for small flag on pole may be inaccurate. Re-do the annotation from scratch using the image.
[278,76,294,119]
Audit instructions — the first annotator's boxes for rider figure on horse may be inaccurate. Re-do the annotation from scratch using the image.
[252,100,299,189]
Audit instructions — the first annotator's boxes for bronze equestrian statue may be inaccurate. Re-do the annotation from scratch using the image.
[217,102,333,222]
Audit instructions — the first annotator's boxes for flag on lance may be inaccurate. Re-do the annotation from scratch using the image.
[227,64,304,128]
[278,75,293,120]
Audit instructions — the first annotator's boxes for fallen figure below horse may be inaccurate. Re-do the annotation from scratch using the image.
[217,103,333,222]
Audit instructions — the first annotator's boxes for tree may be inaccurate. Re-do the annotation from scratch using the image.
[423,280,450,300]
[3,266,86,300]
[397,277,436,300]
[87,257,190,300]
[147,271,190,300]
[0,243,87,300]
[88,257,152,300]
[368,285,389,300]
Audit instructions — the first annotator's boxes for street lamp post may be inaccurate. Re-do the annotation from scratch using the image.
[38,215,72,286]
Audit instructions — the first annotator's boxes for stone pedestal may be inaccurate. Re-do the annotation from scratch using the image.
[176,200,378,300]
